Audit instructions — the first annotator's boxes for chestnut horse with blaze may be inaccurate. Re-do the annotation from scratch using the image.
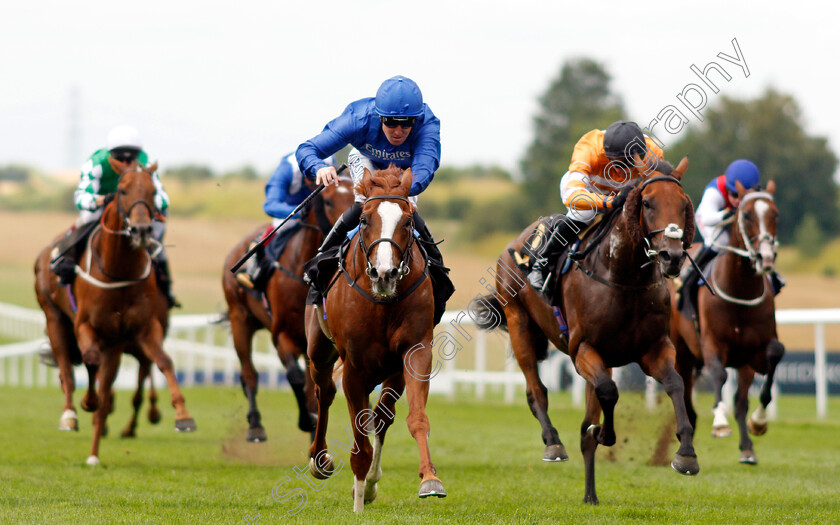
[305,166,444,513]
[669,180,785,465]
[34,163,196,466]
[221,177,354,442]
[475,157,699,504]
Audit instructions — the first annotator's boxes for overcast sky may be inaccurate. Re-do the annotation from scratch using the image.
[2,1,838,176]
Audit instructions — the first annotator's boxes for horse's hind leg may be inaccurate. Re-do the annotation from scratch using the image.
[403,339,446,501]
[87,350,120,466]
[640,340,699,475]
[138,321,196,432]
[507,309,567,461]
[749,339,785,437]
[580,382,603,504]
[44,310,79,431]
[734,366,757,464]
[121,353,150,438]
[232,314,264,442]
[275,332,316,434]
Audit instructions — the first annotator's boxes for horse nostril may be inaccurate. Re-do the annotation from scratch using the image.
[659,251,671,263]
[388,268,399,279]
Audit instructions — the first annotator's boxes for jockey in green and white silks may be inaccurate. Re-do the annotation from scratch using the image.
[51,125,178,308]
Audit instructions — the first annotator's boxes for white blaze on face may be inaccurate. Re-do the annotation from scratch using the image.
[754,199,775,270]
[375,202,402,276]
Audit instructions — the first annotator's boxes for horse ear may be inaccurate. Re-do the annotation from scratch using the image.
[671,155,689,181]
[359,168,373,197]
[735,179,747,199]
[766,179,776,194]
[147,161,159,173]
[400,168,413,196]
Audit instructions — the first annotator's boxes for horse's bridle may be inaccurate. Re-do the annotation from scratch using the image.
[713,191,779,271]
[356,194,416,281]
[100,168,157,240]
[638,176,689,267]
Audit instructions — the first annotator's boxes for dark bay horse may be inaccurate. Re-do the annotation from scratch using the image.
[670,180,785,464]
[475,157,699,504]
[221,178,354,442]
[34,163,196,465]
[305,166,443,513]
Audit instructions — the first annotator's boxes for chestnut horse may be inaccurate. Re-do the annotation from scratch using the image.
[221,177,354,442]
[305,166,444,513]
[34,164,196,465]
[475,157,699,504]
[670,181,785,464]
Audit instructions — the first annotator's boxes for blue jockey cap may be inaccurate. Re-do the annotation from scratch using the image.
[375,76,424,117]
[724,159,760,193]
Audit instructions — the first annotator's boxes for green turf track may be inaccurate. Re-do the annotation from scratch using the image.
[1,386,838,524]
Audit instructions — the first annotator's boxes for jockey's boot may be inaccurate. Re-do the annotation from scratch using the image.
[303,203,362,295]
[413,211,455,326]
[49,221,97,285]
[154,259,180,309]
[235,243,273,292]
[526,216,585,294]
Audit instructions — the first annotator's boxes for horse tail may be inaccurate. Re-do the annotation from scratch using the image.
[472,294,509,332]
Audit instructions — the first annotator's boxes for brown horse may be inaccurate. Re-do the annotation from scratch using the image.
[305,166,443,513]
[34,163,196,465]
[670,181,785,464]
[474,157,699,504]
[221,177,354,442]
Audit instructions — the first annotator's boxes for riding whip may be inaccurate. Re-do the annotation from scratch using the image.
[229,163,347,273]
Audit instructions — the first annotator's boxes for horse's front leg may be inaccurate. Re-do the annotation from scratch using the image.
[120,351,148,438]
[76,323,101,413]
[361,372,407,505]
[748,339,785,437]
[231,312,264,442]
[574,342,618,447]
[305,307,339,480]
[45,311,79,430]
[342,368,375,514]
[138,320,196,432]
[639,338,700,475]
[402,338,446,501]
[734,366,757,464]
[87,348,121,466]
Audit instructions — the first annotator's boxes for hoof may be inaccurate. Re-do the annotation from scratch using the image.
[671,454,700,475]
[711,425,732,438]
[298,413,317,433]
[80,396,99,413]
[309,455,335,480]
[120,428,136,439]
[583,493,599,505]
[148,407,162,424]
[747,418,768,436]
[86,455,100,466]
[739,450,758,465]
[419,479,446,498]
[175,418,197,432]
[542,443,569,462]
[246,427,267,443]
[59,410,78,431]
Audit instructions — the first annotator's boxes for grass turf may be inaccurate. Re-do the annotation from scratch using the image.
[0,386,838,524]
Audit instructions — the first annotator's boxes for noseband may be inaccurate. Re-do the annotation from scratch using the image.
[713,191,779,266]
[101,168,156,238]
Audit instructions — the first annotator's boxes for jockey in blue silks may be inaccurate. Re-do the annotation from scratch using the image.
[235,153,333,291]
[678,159,785,304]
[296,75,454,325]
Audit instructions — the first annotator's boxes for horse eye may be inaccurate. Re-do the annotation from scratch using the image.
[642,199,651,209]
[119,189,127,195]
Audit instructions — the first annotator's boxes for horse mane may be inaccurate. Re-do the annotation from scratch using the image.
[356,164,409,198]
